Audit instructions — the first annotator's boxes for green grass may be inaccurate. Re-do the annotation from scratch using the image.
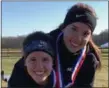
[94,58,108,87]
[2,48,21,51]
[102,53,108,57]
[2,57,20,75]
[101,48,108,53]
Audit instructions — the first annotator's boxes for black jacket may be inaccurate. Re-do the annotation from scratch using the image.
[49,29,99,88]
[8,58,54,88]
[8,29,99,88]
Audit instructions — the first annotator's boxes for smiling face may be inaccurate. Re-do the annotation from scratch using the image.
[63,22,91,53]
[25,51,53,85]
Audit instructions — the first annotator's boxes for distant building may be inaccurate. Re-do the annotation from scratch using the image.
[100,42,109,48]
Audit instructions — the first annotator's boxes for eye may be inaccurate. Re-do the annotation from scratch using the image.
[28,57,37,64]
[43,57,49,62]
[83,31,90,37]
[71,27,77,32]
[30,57,36,62]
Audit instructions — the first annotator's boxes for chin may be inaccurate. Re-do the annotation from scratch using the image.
[68,47,77,53]
[71,50,77,53]
[35,79,45,85]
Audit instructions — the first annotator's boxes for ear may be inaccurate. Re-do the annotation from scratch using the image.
[24,63,26,66]
[24,60,27,66]
[62,28,65,33]
[21,49,25,56]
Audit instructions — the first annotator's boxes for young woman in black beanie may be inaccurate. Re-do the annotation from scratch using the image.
[8,3,102,88]
[8,31,57,88]
[48,3,101,88]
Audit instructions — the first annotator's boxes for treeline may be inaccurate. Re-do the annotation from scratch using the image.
[92,29,108,46]
[2,29,108,49]
[2,36,26,49]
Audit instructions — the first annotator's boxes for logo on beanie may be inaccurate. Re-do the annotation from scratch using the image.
[24,40,48,52]
[38,41,47,48]
[76,14,85,18]
[24,40,54,57]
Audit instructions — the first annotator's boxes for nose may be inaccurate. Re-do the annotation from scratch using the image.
[73,33,82,43]
[35,61,43,70]
[77,35,82,42]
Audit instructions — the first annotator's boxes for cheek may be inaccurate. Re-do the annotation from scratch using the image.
[63,31,73,43]
[81,38,89,46]
[44,62,53,71]
[26,64,32,72]
[85,36,90,43]
[26,65,34,77]
[64,29,72,37]
[25,62,35,73]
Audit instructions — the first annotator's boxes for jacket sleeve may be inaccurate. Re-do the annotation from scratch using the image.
[8,57,25,87]
[72,53,99,88]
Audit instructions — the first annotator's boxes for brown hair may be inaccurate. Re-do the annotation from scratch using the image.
[89,37,102,69]
[58,3,101,69]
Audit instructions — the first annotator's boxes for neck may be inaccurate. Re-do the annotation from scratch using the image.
[38,79,48,86]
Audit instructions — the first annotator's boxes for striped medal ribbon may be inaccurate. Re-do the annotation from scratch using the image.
[55,32,86,88]
[65,46,86,88]
[52,70,56,88]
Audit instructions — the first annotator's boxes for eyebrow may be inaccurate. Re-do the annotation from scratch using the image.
[72,25,91,33]
[72,25,79,28]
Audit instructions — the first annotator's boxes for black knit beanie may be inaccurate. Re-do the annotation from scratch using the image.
[23,31,54,59]
[63,5,97,32]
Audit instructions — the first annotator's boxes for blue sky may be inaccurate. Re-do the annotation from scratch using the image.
[2,1,108,37]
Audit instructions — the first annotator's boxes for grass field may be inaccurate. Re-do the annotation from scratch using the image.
[1,48,108,87]
[94,59,108,87]
[2,57,20,75]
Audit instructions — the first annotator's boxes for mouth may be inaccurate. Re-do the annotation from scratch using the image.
[70,40,80,47]
[35,71,44,75]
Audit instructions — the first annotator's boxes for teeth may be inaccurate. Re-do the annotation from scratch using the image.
[71,41,79,47]
[35,72,44,75]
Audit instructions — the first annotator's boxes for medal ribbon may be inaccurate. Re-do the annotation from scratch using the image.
[55,32,86,88]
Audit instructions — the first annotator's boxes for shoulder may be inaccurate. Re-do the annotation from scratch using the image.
[84,52,99,69]
[8,57,26,86]
[47,29,61,40]
[14,57,24,69]
[47,29,61,51]
[85,44,99,67]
